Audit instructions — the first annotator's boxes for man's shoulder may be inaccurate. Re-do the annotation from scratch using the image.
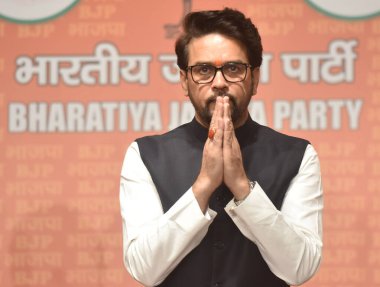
[136,121,193,145]
[255,121,310,148]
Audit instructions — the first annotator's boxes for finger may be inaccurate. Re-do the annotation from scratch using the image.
[223,98,234,146]
[223,97,231,128]
[223,96,231,121]
[223,120,233,147]
[217,96,224,120]
[223,96,234,133]
[214,117,224,143]
[209,96,223,130]
[208,97,223,143]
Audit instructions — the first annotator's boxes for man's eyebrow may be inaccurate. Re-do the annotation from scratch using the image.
[191,61,214,66]
[192,60,245,66]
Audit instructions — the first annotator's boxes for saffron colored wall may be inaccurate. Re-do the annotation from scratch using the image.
[0,0,379,286]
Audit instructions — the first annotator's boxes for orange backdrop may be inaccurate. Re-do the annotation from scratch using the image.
[0,0,379,286]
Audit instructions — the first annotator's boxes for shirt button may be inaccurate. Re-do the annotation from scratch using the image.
[213,241,225,250]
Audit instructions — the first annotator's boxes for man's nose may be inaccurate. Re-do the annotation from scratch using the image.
[211,70,228,90]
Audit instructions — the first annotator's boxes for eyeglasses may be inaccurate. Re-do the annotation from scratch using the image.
[186,62,252,84]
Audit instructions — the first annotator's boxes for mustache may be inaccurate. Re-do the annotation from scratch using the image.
[206,93,237,108]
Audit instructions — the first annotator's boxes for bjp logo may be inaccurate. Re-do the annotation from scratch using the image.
[0,0,79,24]
[306,0,380,20]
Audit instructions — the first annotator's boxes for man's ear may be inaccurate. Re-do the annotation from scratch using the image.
[251,67,260,96]
[180,70,189,97]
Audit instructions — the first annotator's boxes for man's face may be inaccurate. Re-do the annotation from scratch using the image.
[180,33,260,128]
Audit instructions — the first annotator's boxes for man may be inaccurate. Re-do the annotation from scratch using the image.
[120,8,323,287]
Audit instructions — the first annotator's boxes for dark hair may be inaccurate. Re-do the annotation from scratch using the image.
[175,8,263,70]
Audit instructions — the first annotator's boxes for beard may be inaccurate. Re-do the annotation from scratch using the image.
[188,82,254,127]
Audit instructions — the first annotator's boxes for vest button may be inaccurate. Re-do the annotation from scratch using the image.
[213,241,225,250]
[214,282,222,287]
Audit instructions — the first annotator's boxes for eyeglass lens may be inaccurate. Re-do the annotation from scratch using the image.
[191,63,247,83]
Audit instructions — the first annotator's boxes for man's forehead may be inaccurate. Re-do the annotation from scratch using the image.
[187,34,248,65]
[213,60,223,66]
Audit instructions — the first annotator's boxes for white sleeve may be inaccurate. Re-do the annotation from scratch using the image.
[225,144,323,286]
[120,142,217,287]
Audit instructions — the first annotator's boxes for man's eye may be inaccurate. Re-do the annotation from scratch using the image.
[198,66,212,74]
[226,64,241,73]
[229,65,238,71]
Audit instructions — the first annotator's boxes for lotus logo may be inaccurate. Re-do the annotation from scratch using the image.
[0,0,79,24]
[306,0,380,20]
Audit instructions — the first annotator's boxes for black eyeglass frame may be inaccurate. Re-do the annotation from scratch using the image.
[185,62,253,84]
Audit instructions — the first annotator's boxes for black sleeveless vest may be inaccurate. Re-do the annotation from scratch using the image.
[136,117,309,287]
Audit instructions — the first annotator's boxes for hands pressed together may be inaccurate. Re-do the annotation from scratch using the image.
[193,96,251,213]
